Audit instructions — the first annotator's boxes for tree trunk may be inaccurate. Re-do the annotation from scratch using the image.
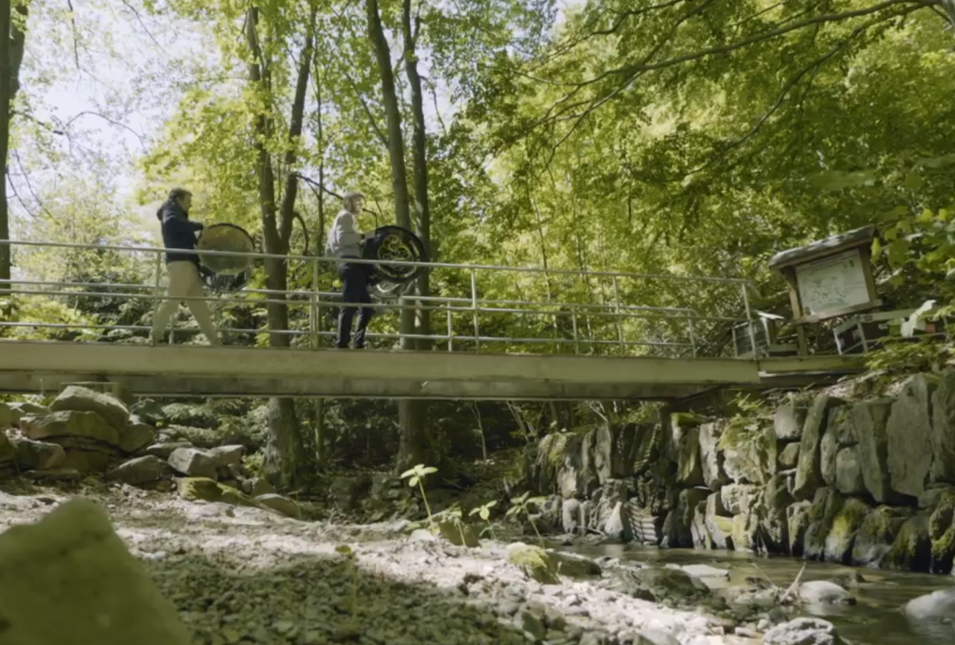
[366,0,429,472]
[245,5,315,488]
[0,2,27,296]
[401,0,431,348]
[313,59,328,466]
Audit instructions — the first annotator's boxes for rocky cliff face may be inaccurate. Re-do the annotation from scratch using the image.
[523,371,955,574]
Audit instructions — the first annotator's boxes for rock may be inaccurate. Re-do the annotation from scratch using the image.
[0,431,15,462]
[12,437,65,470]
[762,474,794,552]
[144,442,193,459]
[852,506,912,566]
[928,490,955,573]
[881,513,931,571]
[676,425,704,487]
[660,488,708,548]
[61,448,113,473]
[851,398,895,503]
[804,488,845,560]
[763,617,842,645]
[130,398,166,425]
[547,551,602,578]
[613,566,707,604]
[561,498,580,533]
[208,444,245,467]
[887,374,939,498]
[932,370,955,483]
[794,395,843,500]
[0,499,192,645]
[0,402,12,428]
[904,587,955,620]
[723,424,776,485]
[506,542,559,584]
[249,476,274,497]
[831,407,856,446]
[10,401,48,419]
[120,416,157,454]
[704,492,734,549]
[820,428,838,487]
[788,502,813,557]
[774,404,807,442]
[23,468,82,482]
[633,630,679,645]
[720,484,759,515]
[177,477,257,507]
[108,455,167,486]
[834,447,865,495]
[408,528,437,542]
[168,447,217,479]
[21,410,120,447]
[515,610,546,641]
[698,421,730,490]
[256,494,302,519]
[679,564,730,580]
[50,385,130,430]
[778,442,800,469]
[799,580,855,605]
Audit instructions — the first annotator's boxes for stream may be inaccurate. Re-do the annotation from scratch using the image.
[574,544,955,645]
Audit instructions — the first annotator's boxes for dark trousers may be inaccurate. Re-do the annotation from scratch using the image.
[337,259,374,348]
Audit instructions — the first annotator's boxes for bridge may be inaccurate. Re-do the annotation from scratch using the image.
[0,240,862,401]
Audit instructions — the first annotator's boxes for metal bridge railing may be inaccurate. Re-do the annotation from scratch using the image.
[0,239,757,358]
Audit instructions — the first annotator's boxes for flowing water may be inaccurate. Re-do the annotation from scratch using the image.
[575,544,955,645]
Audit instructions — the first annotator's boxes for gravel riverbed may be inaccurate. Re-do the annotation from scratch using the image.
[0,483,756,645]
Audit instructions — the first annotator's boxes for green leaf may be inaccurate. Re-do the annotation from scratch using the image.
[871,238,883,261]
[903,173,924,190]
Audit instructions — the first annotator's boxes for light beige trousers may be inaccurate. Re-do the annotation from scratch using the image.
[151,261,219,344]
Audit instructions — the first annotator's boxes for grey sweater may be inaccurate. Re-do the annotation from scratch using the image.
[326,210,363,258]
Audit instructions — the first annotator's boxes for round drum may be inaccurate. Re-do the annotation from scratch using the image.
[362,225,427,285]
[197,223,255,275]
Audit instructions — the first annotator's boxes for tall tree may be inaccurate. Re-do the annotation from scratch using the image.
[245,2,317,487]
[366,0,429,470]
[0,0,27,294]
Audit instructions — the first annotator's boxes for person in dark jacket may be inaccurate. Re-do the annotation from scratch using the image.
[150,188,219,345]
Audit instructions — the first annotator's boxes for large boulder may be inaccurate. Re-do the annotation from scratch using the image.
[119,416,157,454]
[931,370,955,483]
[928,490,955,574]
[720,484,759,515]
[11,437,65,470]
[21,411,120,447]
[676,425,704,487]
[761,474,794,552]
[723,424,776,485]
[852,506,912,566]
[167,448,217,479]
[774,403,807,442]
[887,374,939,499]
[823,497,871,564]
[660,488,708,548]
[904,587,955,620]
[881,513,932,572]
[787,501,813,557]
[698,421,729,490]
[834,447,866,495]
[613,566,708,605]
[108,456,167,486]
[799,580,855,605]
[50,385,130,430]
[851,398,895,503]
[804,488,844,561]
[0,499,192,645]
[256,494,302,519]
[794,396,843,500]
[820,429,839,487]
[704,493,733,549]
[778,442,800,469]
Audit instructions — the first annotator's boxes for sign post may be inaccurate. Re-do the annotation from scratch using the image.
[768,226,881,356]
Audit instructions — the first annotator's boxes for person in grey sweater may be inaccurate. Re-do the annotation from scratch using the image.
[326,191,374,348]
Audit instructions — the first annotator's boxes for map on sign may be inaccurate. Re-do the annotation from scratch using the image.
[795,250,872,318]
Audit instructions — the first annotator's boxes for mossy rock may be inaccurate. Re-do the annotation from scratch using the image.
[852,506,912,566]
[881,513,931,572]
[177,477,257,507]
[823,498,871,563]
[929,491,955,574]
[506,542,559,584]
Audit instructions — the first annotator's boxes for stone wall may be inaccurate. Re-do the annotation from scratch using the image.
[526,371,955,573]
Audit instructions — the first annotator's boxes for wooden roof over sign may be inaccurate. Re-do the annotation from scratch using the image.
[768,225,877,270]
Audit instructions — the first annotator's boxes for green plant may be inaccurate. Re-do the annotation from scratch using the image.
[444,504,471,545]
[506,491,547,547]
[335,545,359,626]
[717,394,773,452]
[400,464,438,526]
[469,500,498,540]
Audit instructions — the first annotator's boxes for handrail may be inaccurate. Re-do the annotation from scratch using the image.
[0,238,756,359]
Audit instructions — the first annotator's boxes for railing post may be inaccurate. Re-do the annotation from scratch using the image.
[150,252,163,344]
[741,283,758,361]
[612,276,625,356]
[446,302,453,352]
[310,257,320,349]
[470,269,480,352]
[571,311,579,355]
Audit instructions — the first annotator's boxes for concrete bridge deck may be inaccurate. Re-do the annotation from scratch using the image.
[0,341,862,400]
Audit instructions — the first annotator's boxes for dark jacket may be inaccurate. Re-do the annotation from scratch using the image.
[158,200,203,265]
